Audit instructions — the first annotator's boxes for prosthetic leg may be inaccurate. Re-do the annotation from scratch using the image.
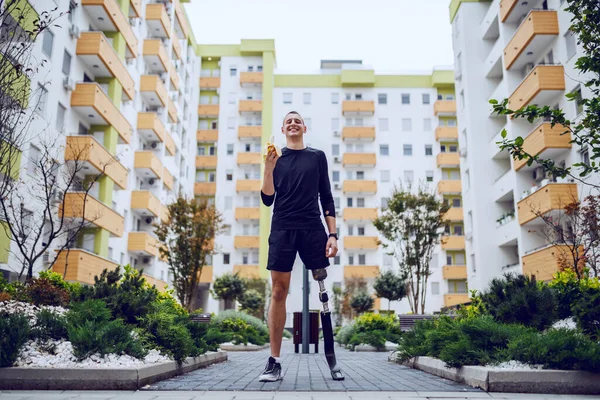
[312,268,345,381]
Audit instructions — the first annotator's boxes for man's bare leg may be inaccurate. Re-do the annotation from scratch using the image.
[268,270,291,357]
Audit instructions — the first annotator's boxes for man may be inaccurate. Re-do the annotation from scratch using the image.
[259,111,339,382]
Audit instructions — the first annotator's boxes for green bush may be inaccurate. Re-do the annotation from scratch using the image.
[508,328,600,372]
[335,313,401,350]
[38,270,82,299]
[282,329,292,339]
[480,273,558,330]
[571,287,600,341]
[0,312,30,367]
[25,277,70,307]
[212,310,270,344]
[31,309,68,342]
[335,322,356,345]
[396,318,436,363]
[66,299,147,361]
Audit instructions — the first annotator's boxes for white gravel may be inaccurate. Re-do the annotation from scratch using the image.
[0,300,67,324]
[551,317,577,330]
[487,360,544,370]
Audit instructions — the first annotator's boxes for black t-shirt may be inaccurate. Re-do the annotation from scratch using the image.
[261,147,336,230]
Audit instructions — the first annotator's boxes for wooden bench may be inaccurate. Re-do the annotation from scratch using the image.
[398,314,435,331]
[293,311,320,353]
[190,313,211,324]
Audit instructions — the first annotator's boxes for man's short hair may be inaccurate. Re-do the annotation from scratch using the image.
[283,111,304,125]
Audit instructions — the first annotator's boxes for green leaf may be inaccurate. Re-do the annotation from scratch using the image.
[501,129,507,139]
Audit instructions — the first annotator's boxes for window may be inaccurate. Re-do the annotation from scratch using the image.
[581,147,590,166]
[331,118,339,131]
[304,118,312,130]
[358,254,366,265]
[332,171,340,182]
[357,198,365,208]
[423,118,432,131]
[226,144,234,155]
[379,144,389,156]
[303,92,311,104]
[426,171,434,182]
[454,225,463,236]
[356,171,365,180]
[334,255,340,265]
[27,145,40,176]
[357,226,365,236]
[378,93,387,104]
[34,84,48,115]
[452,198,461,207]
[42,30,54,57]
[226,170,233,181]
[348,254,355,265]
[449,279,468,294]
[247,66,254,72]
[383,254,393,266]
[572,86,584,115]
[334,197,340,209]
[448,119,457,127]
[223,253,230,264]
[431,282,440,295]
[62,50,71,76]
[283,93,292,104]
[380,170,390,182]
[425,144,433,156]
[381,197,389,210]
[379,118,389,131]
[331,93,339,104]
[347,197,353,207]
[565,29,576,59]
[332,144,340,156]
[403,144,413,156]
[422,93,430,104]
[404,170,414,184]
[55,103,66,131]
[224,196,233,210]
[401,93,410,104]
[228,92,236,104]
[348,225,354,235]
[402,118,412,132]
[229,66,237,76]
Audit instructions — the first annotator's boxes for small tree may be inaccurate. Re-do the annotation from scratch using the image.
[154,196,224,311]
[211,272,246,310]
[244,277,268,319]
[350,291,374,316]
[373,270,407,311]
[374,185,450,314]
[341,277,367,320]
[239,289,264,318]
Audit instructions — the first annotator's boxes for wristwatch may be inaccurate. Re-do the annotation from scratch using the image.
[329,233,338,240]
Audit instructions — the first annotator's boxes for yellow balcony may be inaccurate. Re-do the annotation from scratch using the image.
[163,168,173,190]
[504,11,559,71]
[342,100,375,116]
[444,207,464,222]
[140,75,168,108]
[437,180,462,194]
[142,39,169,73]
[238,126,262,139]
[343,265,380,279]
[196,155,218,169]
[444,293,470,308]
[435,126,458,141]
[81,0,137,58]
[235,207,260,220]
[145,3,171,38]
[342,153,376,167]
[53,249,118,285]
[236,180,261,193]
[128,232,159,257]
[437,152,460,167]
[500,0,518,22]
[234,236,260,249]
[342,126,376,141]
[343,208,378,222]
[198,104,219,117]
[522,244,574,282]
[197,130,219,142]
[64,136,127,190]
[134,151,163,179]
[513,123,571,171]
[171,37,182,60]
[137,112,165,143]
[169,65,180,91]
[344,236,379,250]
[143,274,168,293]
[233,265,261,279]
[342,180,377,194]
[199,77,221,89]
[508,65,565,111]
[434,100,456,116]
[76,32,135,100]
[517,183,577,225]
[194,182,216,196]
[239,100,262,113]
[442,265,467,280]
[198,266,213,283]
[71,83,131,144]
[237,152,261,165]
[167,97,178,123]
[130,190,161,217]
[164,131,176,156]
[160,205,169,223]
[240,72,263,86]
[441,236,466,251]
[60,192,124,237]
[173,0,190,39]
[129,0,141,18]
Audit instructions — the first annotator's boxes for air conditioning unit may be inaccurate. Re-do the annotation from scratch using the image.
[151,141,160,149]
[333,156,341,163]
[333,131,340,137]
[143,257,151,264]
[533,166,545,181]
[69,24,80,39]
[63,77,75,91]
[145,217,154,224]
[148,178,156,186]
[42,251,51,264]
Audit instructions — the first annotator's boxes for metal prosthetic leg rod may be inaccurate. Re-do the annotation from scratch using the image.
[312,268,345,381]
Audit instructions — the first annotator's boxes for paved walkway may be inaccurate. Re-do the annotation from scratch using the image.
[144,340,476,392]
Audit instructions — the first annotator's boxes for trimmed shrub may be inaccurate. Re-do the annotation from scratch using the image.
[571,287,600,341]
[335,322,356,346]
[31,309,68,342]
[212,310,270,344]
[25,277,70,307]
[0,312,30,367]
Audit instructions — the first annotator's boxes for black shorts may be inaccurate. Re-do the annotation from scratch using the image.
[266,229,330,273]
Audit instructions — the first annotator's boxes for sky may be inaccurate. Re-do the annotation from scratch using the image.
[183,0,455,74]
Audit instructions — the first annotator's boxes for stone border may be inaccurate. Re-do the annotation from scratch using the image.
[0,351,227,390]
[354,343,397,352]
[401,356,600,395]
[219,343,270,352]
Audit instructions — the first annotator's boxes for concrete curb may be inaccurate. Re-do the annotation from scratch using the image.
[401,356,600,394]
[354,343,398,352]
[218,343,270,352]
[0,351,227,390]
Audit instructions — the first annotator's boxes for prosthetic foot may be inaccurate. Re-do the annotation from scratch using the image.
[312,268,345,381]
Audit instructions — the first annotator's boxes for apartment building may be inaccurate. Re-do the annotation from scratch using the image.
[0,0,199,290]
[450,0,599,292]
[196,43,468,320]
